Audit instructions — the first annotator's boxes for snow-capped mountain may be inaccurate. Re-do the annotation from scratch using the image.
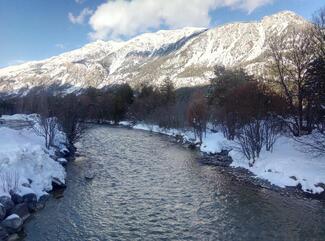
[0,11,308,95]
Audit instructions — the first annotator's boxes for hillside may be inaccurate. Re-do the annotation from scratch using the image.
[0,11,308,95]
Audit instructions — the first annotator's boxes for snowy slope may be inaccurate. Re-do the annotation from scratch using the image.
[0,11,308,94]
[0,115,67,198]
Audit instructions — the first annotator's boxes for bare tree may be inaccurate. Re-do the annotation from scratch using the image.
[312,7,325,57]
[234,119,281,167]
[187,91,208,144]
[291,7,325,157]
[57,94,85,146]
[294,132,325,157]
[268,26,317,136]
[33,115,58,149]
[234,120,264,167]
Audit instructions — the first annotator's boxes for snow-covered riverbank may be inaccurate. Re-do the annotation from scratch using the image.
[0,114,70,239]
[0,114,68,199]
[119,121,325,195]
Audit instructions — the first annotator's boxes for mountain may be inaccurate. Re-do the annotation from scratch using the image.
[0,11,308,95]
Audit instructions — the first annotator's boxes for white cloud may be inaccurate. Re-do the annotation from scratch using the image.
[68,7,93,24]
[55,43,66,49]
[88,0,273,40]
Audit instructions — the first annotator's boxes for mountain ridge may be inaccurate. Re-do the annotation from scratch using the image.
[0,11,308,95]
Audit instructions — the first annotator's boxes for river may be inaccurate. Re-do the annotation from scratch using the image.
[24,126,325,241]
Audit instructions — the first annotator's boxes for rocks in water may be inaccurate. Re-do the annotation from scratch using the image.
[187,142,200,150]
[199,148,233,167]
[22,193,37,212]
[57,158,68,166]
[52,189,65,199]
[200,155,232,167]
[38,194,49,204]
[34,194,50,210]
[60,148,70,157]
[0,226,9,241]
[9,192,23,205]
[0,197,14,214]
[0,204,6,221]
[52,177,66,189]
[310,183,325,200]
[7,233,20,241]
[175,134,184,143]
[9,203,30,222]
[218,149,232,156]
[84,170,95,180]
[1,214,23,234]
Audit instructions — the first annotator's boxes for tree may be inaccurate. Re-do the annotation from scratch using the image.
[31,93,59,149]
[208,65,251,106]
[312,7,325,58]
[187,91,208,144]
[111,84,134,123]
[268,26,317,136]
[160,77,176,105]
[294,7,325,156]
[208,66,253,139]
[57,94,84,146]
[33,116,58,149]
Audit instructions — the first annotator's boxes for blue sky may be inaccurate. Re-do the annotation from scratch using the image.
[0,0,324,68]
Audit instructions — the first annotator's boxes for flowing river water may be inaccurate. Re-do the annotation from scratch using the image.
[24,126,325,241]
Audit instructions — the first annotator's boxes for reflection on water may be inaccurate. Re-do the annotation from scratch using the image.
[25,126,325,241]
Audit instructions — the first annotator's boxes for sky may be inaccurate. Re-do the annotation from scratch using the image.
[0,0,324,68]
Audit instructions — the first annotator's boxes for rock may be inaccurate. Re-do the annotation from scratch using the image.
[1,214,23,234]
[9,192,23,205]
[315,183,325,190]
[200,155,232,167]
[0,226,9,241]
[38,193,49,204]
[187,143,198,150]
[52,178,66,189]
[52,189,64,199]
[60,148,70,157]
[34,194,50,211]
[0,196,14,214]
[175,134,184,143]
[21,183,31,188]
[84,170,95,180]
[290,176,298,181]
[57,158,68,166]
[9,203,30,222]
[7,233,20,241]
[0,204,6,221]
[22,193,37,212]
[219,149,232,156]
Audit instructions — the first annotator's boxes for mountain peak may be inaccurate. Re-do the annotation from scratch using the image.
[262,10,306,23]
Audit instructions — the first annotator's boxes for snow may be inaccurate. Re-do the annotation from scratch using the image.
[120,121,325,194]
[5,214,19,220]
[0,114,37,121]
[0,115,67,199]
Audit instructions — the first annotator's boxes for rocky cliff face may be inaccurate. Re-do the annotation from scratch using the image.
[0,11,308,95]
